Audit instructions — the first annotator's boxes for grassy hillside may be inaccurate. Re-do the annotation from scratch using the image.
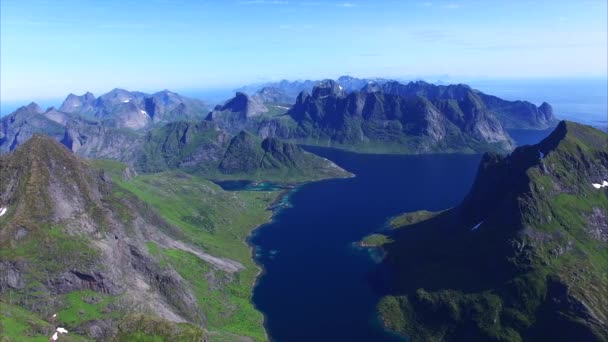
[93,160,279,340]
[366,121,608,341]
[0,137,284,341]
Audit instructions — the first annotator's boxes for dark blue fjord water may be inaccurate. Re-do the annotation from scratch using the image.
[224,130,552,342]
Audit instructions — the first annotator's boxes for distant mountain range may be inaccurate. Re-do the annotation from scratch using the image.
[0,77,600,342]
[211,79,557,154]
[0,90,347,181]
[1,78,558,176]
[58,89,208,129]
[235,75,390,103]
[236,76,556,130]
[364,121,608,341]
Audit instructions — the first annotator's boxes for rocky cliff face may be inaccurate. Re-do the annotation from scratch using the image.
[135,121,232,173]
[1,88,209,160]
[205,92,269,132]
[0,103,66,153]
[478,93,556,129]
[277,80,514,153]
[371,121,608,341]
[0,136,220,340]
[1,103,144,163]
[210,79,529,154]
[0,100,347,182]
[376,80,557,129]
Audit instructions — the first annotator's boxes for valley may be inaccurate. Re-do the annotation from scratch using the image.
[0,76,605,342]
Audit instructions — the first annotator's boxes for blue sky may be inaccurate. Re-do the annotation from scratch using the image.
[1,0,607,101]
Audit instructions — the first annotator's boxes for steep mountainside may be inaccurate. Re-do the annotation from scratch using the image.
[0,103,65,153]
[375,81,557,129]
[365,121,608,341]
[0,136,212,340]
[135,121,233,173]
[217,131,350,180]
[136,124,350,182]
[0,101,348,182]
[59,89,208,129]
[213,79,555,154]
[205,92,269,132]
[1,103,144,161]
[1,88,208,155]
[256,80,515,154]
[0,136,281,341]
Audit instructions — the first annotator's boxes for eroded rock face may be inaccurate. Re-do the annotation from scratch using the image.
[0,261,25,291]
[205,92,268,132]
[586,207,608,242]
[128,245,203,325]
[280,82,513,152]
[0,137,222,339]
[49,271,118,295]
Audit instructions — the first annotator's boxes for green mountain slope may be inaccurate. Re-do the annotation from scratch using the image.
[366,121,608,341]
[0,136,281,341]
[215,131,351,182]
[136,123,351,182]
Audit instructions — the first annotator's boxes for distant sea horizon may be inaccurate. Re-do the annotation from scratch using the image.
[2,77,606,127]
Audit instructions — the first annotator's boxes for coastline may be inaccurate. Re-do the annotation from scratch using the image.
[243,173,356,341]
[244,186,298,342]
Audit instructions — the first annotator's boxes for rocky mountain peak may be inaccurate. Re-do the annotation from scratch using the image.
[361,82,382,93]
[312,79,345,99]
[25,102,43,114]
[538,101,554,120]
[295,90,311,105]
[0,135,101,224]
[218,92,267,117]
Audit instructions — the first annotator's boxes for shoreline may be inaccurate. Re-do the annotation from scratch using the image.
[242,173,356,341]
[244,186,298,342]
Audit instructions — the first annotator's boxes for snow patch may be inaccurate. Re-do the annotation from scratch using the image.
[123,99,130,103]
[0,207,6,217]
[140,110,149,117]
[50,327,68,340]
[592,180,608,189]
[471,221,484,231]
